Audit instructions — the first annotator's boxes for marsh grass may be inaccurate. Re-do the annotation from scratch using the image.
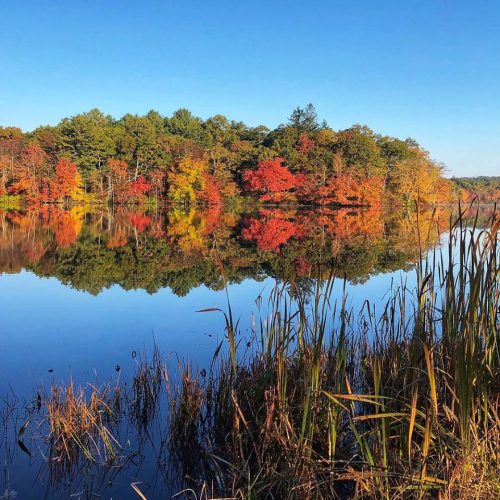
[167,206,499,498]
[130,345,164,430]
[45,381,121,481]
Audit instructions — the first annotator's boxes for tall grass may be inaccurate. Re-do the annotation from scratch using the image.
[167,208,499,498]
[46,381,121,480]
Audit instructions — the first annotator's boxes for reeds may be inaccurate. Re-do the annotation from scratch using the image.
[46,381,120,476]
[167,207,500,498]
[130,345,163,430]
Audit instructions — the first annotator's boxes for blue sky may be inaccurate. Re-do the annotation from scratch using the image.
[1,0,499,177]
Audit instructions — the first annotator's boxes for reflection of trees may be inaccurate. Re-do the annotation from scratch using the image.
[0,205,452,296]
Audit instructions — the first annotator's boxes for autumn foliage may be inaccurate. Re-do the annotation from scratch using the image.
[0,105,468,208]
[310,174,383,206]
[243,158,298,202]
[129,176,152,198]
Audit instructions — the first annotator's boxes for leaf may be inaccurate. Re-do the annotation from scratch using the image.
[18,440,32,457]
[18,420,30,437]
[408,387,418,463]
[323,391,388,406]
[131,482,147,499]
[353,412,407,421]
[423,344,438,415]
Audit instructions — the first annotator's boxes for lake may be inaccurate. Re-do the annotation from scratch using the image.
[0,205,483,498]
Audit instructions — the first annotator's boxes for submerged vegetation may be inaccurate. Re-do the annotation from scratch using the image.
[0,104,477,209]
[1,207,498,498]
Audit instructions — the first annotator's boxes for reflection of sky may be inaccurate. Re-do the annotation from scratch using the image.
[0,263,421,398]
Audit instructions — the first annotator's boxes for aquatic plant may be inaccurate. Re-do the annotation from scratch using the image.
[167,207,499,498]
[46,381,121,479]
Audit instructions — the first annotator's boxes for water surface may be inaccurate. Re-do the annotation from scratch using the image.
[0,205,456,497]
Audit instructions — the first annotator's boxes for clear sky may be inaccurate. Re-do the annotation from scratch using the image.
[1,0,499,177]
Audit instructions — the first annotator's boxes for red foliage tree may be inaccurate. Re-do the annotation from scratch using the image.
[243,157,298,202]
[296,133,315,154]
[200,173,222,206]
[48,159,80,202]
[129,175,152,198]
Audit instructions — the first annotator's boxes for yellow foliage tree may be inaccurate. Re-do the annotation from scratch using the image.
[69,171,88,203]
[167,156,206,204]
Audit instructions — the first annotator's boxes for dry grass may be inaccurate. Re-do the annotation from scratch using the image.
[47,381,120,474]
[166,207,500,498]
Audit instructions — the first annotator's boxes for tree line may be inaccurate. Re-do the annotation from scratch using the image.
[451,176,500,203]
[0,104,469,207]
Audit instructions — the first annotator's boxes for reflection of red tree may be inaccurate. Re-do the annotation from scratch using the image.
[301,207,384,240]
[202,205,222,235]
[149,219,166,239]
[242,207,385,252]
[242,217,298,252]
[128,213,151,232]
[107,230,128,248]
[22,240,46,262]
[27,207,81,248]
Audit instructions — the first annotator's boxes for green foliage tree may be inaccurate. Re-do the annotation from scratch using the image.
[165,108,209,145]
[333,125,385,177]
[117,114,168,179]
[287,103,323,133]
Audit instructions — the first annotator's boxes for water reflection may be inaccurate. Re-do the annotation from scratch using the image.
[0,205,449,295]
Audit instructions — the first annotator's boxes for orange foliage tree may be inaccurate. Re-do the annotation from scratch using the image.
[43,159,85,203]
[298,174,383,207]
[107,159,129,203]
[200,173,222,206]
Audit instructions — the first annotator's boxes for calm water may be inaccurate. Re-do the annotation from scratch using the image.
[0,205,455,498]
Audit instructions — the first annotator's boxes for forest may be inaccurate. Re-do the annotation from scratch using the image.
[0,105,477,209]
[451,176,500,203]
